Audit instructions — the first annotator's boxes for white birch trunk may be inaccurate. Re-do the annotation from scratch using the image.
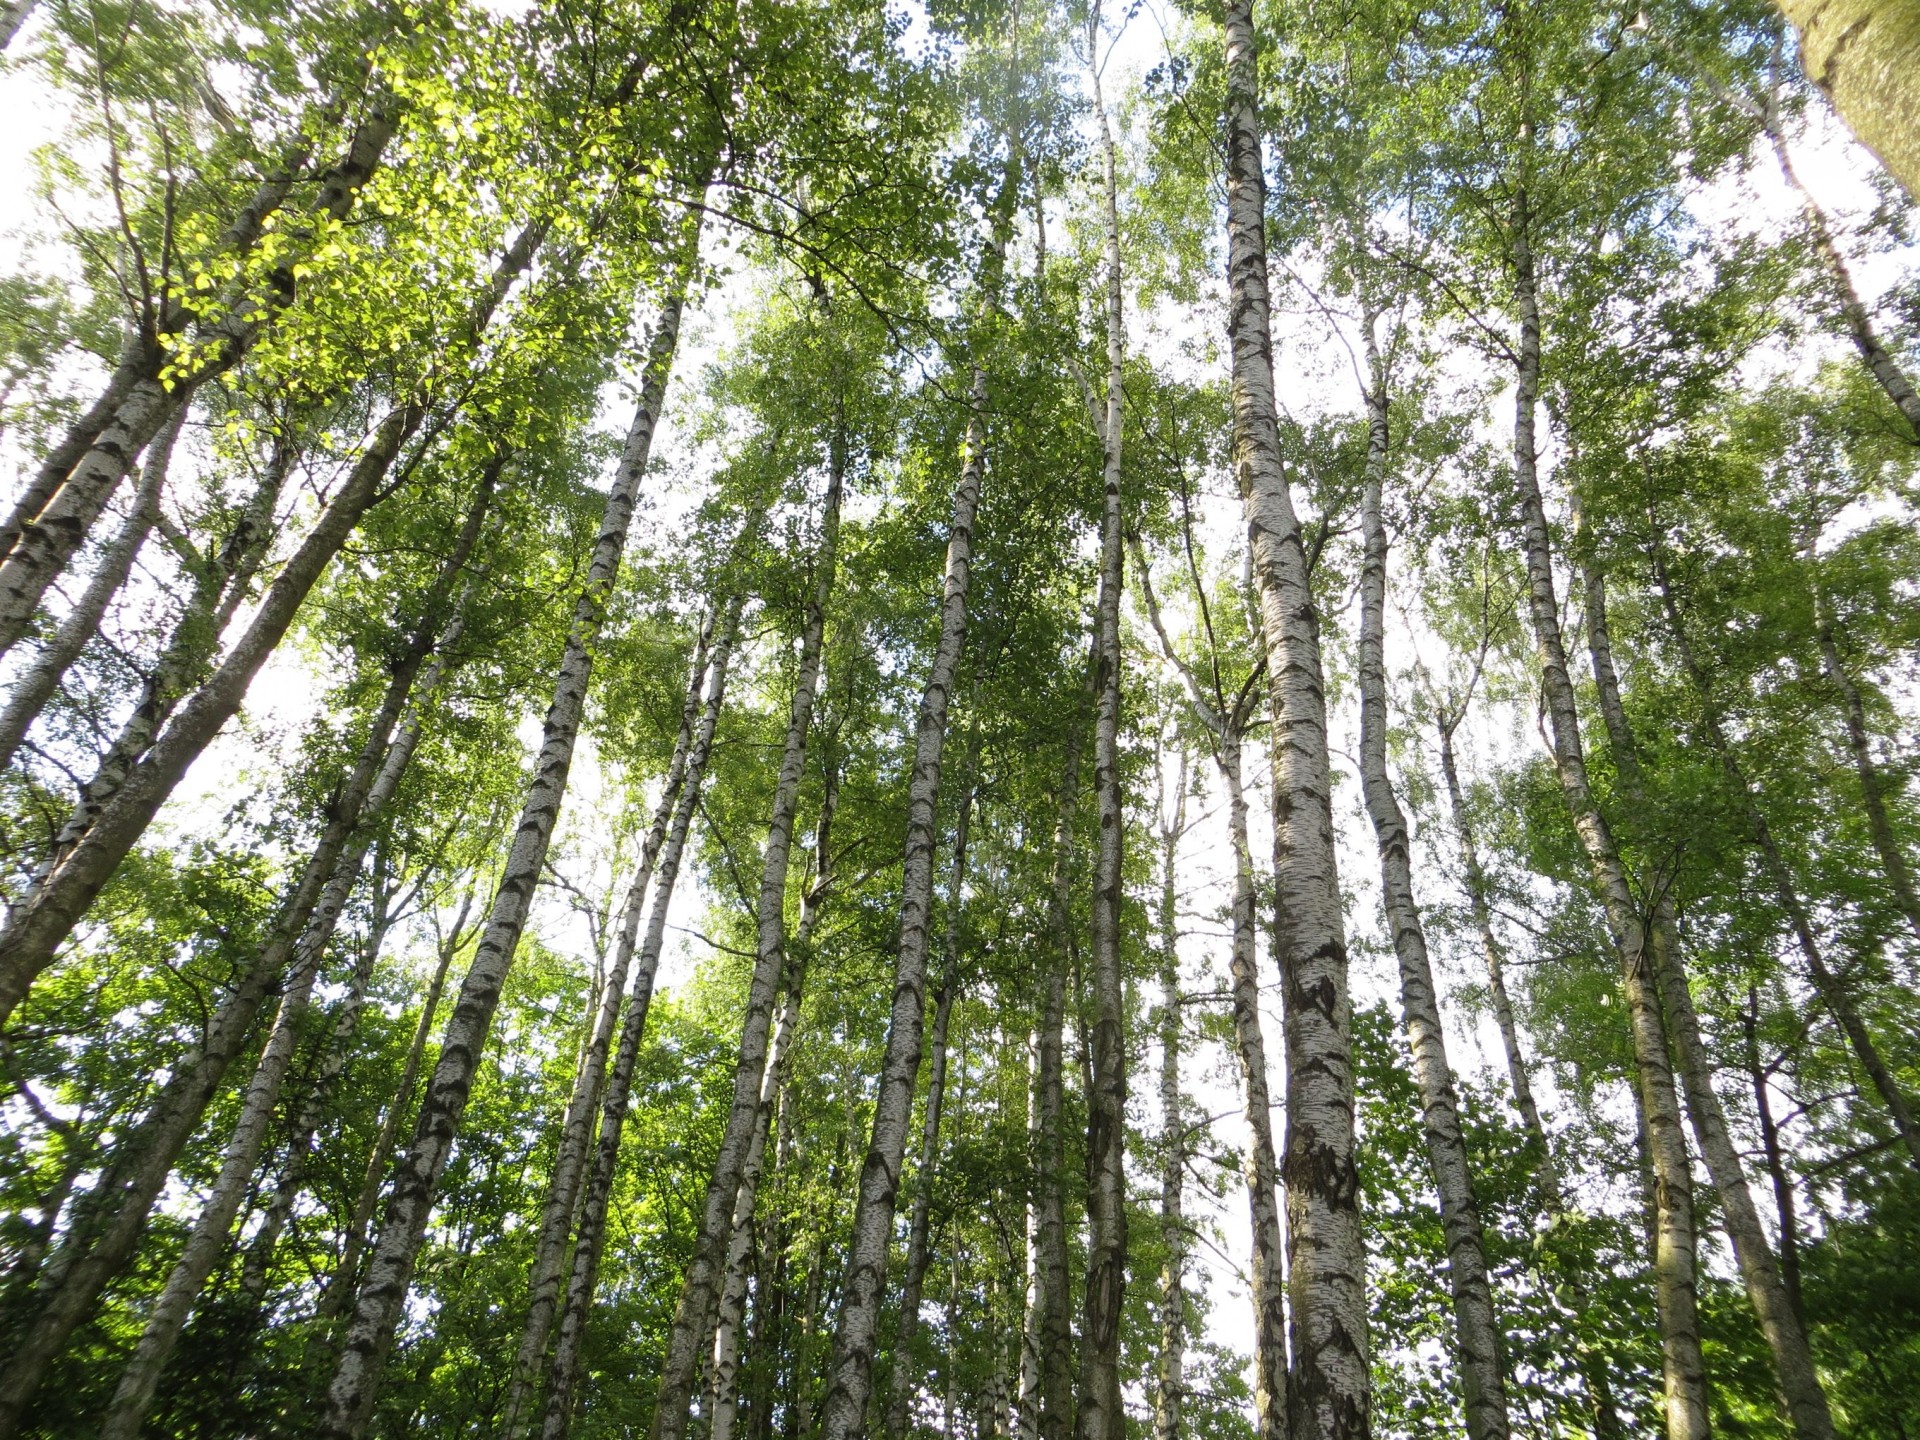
[1151,762,1187,1440]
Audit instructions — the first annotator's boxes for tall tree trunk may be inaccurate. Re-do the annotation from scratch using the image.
[1222,4,1369,1436]
[1151,757,1187,1440]
[1433,715,1625,1440]
[0,405,180,770]
[22,429,298,890]
[883,770,977,1440]
[1763,103,1920,439]
[300,892,473,1391]
[1584,543,1837,1440]
[0,97,400,660]
[1025,700,1085,1440]
[1649,540,1920,1171]
[1506,188,1710,1440]
[0,0,29,47]
[1742,989,1806,1328]
[656,422,847,1440]
[1804,540,1920,944]
[1079,37,1129,1440]
[814,318,986,1440]
[711,773,840,1440]
[0,466,491,1440]
[537,591,745,1440]
[317,255,694,1440]
[1774,0,1920,201]
[1354,339,1511,1440]
[0,210,548,1026]
[495,606,720,1440]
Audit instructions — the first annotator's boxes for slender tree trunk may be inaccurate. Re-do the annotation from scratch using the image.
[1506,188,1710,1440]
[301,893,472,1391]
[711,776,839,1440]
[495,607,720,1440]
[815,326,986,1440]
[0,470,490,1440]
[883,771,977,1440]
[1354,342,1510,1440]
[23,429,297,890]
[1434,717,1625,1440]
[1079,42,1129,1440]
[318,259,694,1440]
[1775,0,1920,201]
[1152,759,1187,1440]
[538,592,744,1440]
[1222,5,1369,1436]
[0,405,180,770]
[1743,990,1806,1328]
[0,98,399,660]
[1649,541,1920,1173]
[656,426,846,1440]
[1584,546,1837,1440]
[1765,109,1920,439]
[1804,543,1920,944]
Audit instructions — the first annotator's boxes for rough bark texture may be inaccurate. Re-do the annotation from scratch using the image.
[0,405,177,770]
[537,592,743,1440]
[0,0,30,46]
[1079,48,1129,1440]
[495,612,718,1440]
[1507,190,1710,1440]
[1776,0,1920,200]
[884,773,975,1440]
[655,427,845,1440]
[814,337,984,1440]
[93,538,484,1440]
[1151,769,1187,1440]
[318,272,690,1440]
[1355,347,1510,1440]
[1222,5,1369,1436]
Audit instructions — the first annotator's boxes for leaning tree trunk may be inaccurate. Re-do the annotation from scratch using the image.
[654,422,846,1440]
[0,467,490,1440]
[1151,760,1188,1440]
[92,520,490,1440]
[0,95,399,661]
[1649,541,1920,1173]
[495,607,719,1440]
[317,258,694,1440]
[814,319,986,1440]
[1804,543,1920,944]
[1506,188,1711,1440]
[1775,0,1920,201]
[883,768,977,1440]
[1764,107,1920,439]
[1222,5,1369,1436]
[537,592,745,1440]
[1354,340,1511,1440]
[1079,46,1129,1440]
[1568,549,1828,1438]
[0,406,181,770]
[0,215,546,1028]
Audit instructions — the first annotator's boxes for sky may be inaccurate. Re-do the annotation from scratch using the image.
[0,0,1915,1420]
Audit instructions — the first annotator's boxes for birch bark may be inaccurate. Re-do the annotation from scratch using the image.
[537,591,744,1440]
[1506,192,1711,1440]
[1353,368,1510,1440]
[1775,0,1920,200]
[814,311,986,1440]
[655,424,846,1440]
[0,405,180,770]
[1151,759,1187,1440]
[1222,4,1369,1434]
[318,258,695,1440]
